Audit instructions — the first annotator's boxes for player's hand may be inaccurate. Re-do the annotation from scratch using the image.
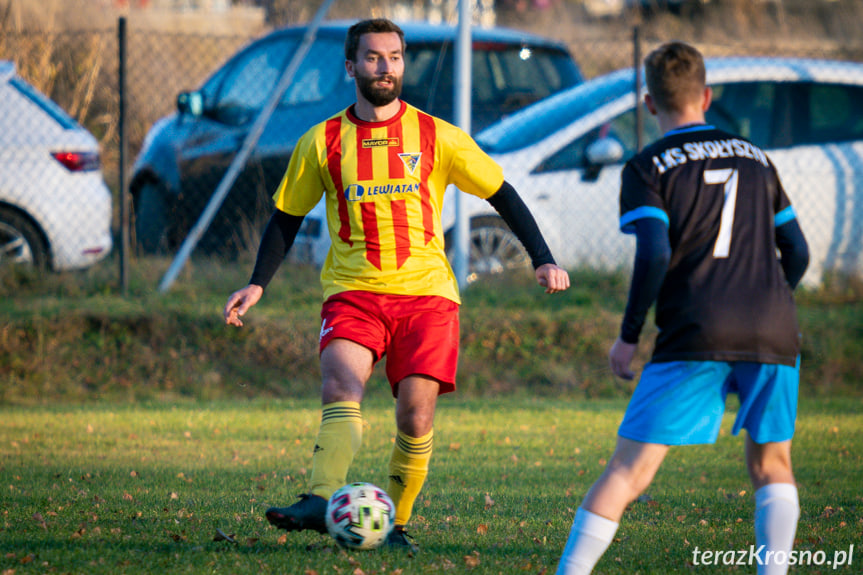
[609,337,637,380]
[223,284,264,327]
[535,263,570,294]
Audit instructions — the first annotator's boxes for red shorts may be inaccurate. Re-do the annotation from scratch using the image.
[319,291,460,396]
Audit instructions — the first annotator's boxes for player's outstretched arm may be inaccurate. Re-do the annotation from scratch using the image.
[485,181,569,293]
[224,284,263,327]
[535,263,570,294]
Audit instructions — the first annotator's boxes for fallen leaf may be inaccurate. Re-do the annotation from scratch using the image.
[463,551,480,567]
[20,554,35,565]
[477,524,488,535]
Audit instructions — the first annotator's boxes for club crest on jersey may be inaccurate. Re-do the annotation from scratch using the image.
[398,152,422,175]
[362,137,400,148]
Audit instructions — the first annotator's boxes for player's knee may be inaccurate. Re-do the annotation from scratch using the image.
[396,409,434,437]
[321,377,364,403]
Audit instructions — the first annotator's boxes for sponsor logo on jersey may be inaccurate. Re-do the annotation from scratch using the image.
[362,137,400,148]
[398,152,422,175]
[344,182,421,201]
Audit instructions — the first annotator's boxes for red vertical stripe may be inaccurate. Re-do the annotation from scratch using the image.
[361,203,381,270]
[356,126,373,181]
[326,117,352,246]
[417,111,436,245]
[388,122,404,180]
[391,199,411,269]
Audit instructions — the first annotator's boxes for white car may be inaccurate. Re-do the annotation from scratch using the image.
[0,61,112,271]
[292,57,863,287]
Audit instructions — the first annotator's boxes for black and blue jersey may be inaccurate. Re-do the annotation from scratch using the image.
[619,124,808,366]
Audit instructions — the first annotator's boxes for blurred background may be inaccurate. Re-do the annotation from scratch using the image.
[1,0,862,289]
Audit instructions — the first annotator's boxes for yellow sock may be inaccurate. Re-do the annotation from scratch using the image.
[388,429,433,526]
[308,401,363,500]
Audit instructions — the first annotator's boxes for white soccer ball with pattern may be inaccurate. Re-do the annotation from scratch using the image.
[325,482,395,550]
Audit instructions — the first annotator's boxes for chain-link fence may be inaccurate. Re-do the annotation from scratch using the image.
[2,0,863,290]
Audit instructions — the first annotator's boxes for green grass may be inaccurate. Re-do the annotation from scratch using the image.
[2,259,861,404]
[1,396,861,574]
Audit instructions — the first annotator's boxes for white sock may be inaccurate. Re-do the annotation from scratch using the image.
[556,507,619,575]
[754,483,800,575]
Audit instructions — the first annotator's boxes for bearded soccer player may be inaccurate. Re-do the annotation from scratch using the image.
[556,42,809,575]
[223,18,570,551]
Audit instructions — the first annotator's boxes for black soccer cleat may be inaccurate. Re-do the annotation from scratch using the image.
[265,493,328,534]
[385,526,418,553]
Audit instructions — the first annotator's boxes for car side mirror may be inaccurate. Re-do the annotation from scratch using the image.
[177,91,204,117]
[583,136,625,182]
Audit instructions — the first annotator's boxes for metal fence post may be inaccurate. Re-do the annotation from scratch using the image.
[118,16,129,294]
[452,0,473,289]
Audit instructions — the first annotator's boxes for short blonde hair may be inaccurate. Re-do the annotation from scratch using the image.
[644,41,706,114]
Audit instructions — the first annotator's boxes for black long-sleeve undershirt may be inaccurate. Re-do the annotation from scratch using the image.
[486,180,556,269]
[248,210,304,290]
[619,217,671,344]
[775,218,809,290]
[248,180,556,291]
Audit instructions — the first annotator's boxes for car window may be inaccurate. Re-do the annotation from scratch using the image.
[401,42,579,132]
[476,70,633,153]
[280,38,345,106]
[533,107,662,173]
[210,37,294,124]
[805,83,863,145]
[707,82,775,148]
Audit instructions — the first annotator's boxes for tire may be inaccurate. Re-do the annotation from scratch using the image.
[0,206,49,270]
[133,182,170,255]
[446,216,531,282]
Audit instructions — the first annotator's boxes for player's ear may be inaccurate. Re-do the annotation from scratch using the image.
[701,86,712,112]
[345,59,356,79]
[644,93,658,116]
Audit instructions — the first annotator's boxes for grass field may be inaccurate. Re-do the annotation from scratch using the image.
[2,395,860,574]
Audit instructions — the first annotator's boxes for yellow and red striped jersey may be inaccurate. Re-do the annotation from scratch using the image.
[273,101,504,303]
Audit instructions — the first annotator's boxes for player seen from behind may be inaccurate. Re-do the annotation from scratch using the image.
[556,41,809,575]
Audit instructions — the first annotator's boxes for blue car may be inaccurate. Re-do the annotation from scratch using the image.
[130,21,582,256]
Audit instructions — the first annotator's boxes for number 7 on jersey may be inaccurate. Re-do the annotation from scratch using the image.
[704,168,739,258]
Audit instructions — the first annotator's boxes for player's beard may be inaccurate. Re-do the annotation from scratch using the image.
[355,70,402,107]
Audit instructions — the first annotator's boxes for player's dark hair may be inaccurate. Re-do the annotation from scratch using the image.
[644,41,706,114]
[345,18,406,62]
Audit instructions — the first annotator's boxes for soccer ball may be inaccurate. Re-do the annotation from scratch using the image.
[325,482,395,550]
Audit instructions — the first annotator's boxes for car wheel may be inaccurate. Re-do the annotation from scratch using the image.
[447,216,531,282]
[134,182,170,254]
[0,207,49,270]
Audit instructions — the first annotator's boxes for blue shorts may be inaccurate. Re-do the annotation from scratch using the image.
[618,360,799,446]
